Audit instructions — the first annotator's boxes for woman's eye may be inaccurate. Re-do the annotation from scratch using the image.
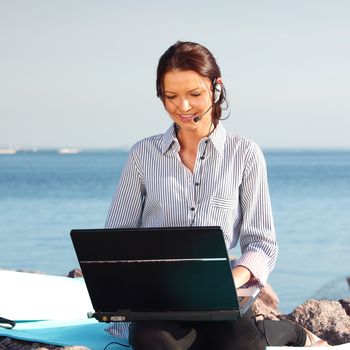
[191,93,201,97]
[166,95,176,100]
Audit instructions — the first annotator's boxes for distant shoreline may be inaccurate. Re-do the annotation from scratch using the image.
[1,147,350,154]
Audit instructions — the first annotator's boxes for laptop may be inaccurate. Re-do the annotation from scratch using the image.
[70,226,260,322]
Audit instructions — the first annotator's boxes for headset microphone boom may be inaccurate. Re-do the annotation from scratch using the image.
[193,82,222,123]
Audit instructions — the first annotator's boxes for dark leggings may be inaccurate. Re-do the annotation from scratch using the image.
[129,310,307,350]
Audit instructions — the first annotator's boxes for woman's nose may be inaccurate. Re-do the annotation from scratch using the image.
[179,98,191,112]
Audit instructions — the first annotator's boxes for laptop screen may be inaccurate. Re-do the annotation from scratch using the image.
[71,227,239,313]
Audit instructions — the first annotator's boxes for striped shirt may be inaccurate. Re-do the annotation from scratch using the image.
[105,122,277,285]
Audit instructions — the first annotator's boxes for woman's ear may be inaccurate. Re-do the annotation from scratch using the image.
[213,77,223,104]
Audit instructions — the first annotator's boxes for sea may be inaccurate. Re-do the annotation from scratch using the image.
[0,149,349,314]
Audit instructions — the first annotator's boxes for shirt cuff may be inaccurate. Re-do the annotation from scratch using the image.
[233,251,270,287]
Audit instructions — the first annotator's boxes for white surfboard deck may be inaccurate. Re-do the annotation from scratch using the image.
[0,270,93,321]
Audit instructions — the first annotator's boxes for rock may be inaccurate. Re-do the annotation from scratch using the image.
[282,299,350,345]
[67,268,83,278]
[258,283,280,309]
[251,283,281,320]
[0,337,90,350]
[0,337,57,349]
[254,279,350,345]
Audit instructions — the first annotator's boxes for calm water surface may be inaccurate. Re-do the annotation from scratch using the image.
[0,149,349,313]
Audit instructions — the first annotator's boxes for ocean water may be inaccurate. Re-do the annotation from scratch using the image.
[0,149,349,314]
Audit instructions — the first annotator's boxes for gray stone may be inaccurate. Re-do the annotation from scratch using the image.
[283,299,350,345]
[67,268,83,278]
[0,337,91,350]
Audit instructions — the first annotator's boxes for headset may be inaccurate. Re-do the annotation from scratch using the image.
[193,79,222,122]
[213,79,222,104]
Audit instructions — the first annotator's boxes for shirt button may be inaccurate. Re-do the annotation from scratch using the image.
[195,182,200,186]
[190,207,195,211]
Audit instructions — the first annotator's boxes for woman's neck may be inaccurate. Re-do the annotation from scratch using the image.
[175,123,214,173]
[176,122,214,154]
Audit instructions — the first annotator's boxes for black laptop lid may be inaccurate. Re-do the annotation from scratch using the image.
[71,227,239,313]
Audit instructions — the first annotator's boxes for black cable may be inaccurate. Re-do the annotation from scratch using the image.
[103,340,130,349]
[252,314,271,346]
[219,108,231,121]
[0,317,16,329]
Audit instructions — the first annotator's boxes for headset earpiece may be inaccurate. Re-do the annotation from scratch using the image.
[213,82,222,104]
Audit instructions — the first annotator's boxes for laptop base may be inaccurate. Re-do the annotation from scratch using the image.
[89,309,243,322]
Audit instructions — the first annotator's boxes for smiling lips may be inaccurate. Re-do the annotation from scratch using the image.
[178,114,196,122]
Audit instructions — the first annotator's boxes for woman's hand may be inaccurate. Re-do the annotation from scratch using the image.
[232,265,252,288]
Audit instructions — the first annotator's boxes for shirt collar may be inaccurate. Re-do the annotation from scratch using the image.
[161,122,227,155]
[208,122,226,155]
[161,124,179,155]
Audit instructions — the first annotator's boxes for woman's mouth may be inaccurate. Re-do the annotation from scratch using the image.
[178,114,196,122]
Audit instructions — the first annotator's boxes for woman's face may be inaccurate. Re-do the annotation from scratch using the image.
[162,69,213,132]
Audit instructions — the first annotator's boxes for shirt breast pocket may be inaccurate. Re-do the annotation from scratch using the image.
[208,196,238,237]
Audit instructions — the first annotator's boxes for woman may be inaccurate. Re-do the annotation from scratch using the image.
[105,41,329,349]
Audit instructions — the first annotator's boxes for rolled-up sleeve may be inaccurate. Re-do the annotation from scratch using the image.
[105,145,145,229]
[234,143,278,286]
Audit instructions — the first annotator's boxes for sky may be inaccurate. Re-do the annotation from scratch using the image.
[0,0,349,149]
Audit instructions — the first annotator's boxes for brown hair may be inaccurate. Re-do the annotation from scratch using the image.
[156,41,227,125]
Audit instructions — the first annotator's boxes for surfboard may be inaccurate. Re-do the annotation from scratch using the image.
[0,270,93,321]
